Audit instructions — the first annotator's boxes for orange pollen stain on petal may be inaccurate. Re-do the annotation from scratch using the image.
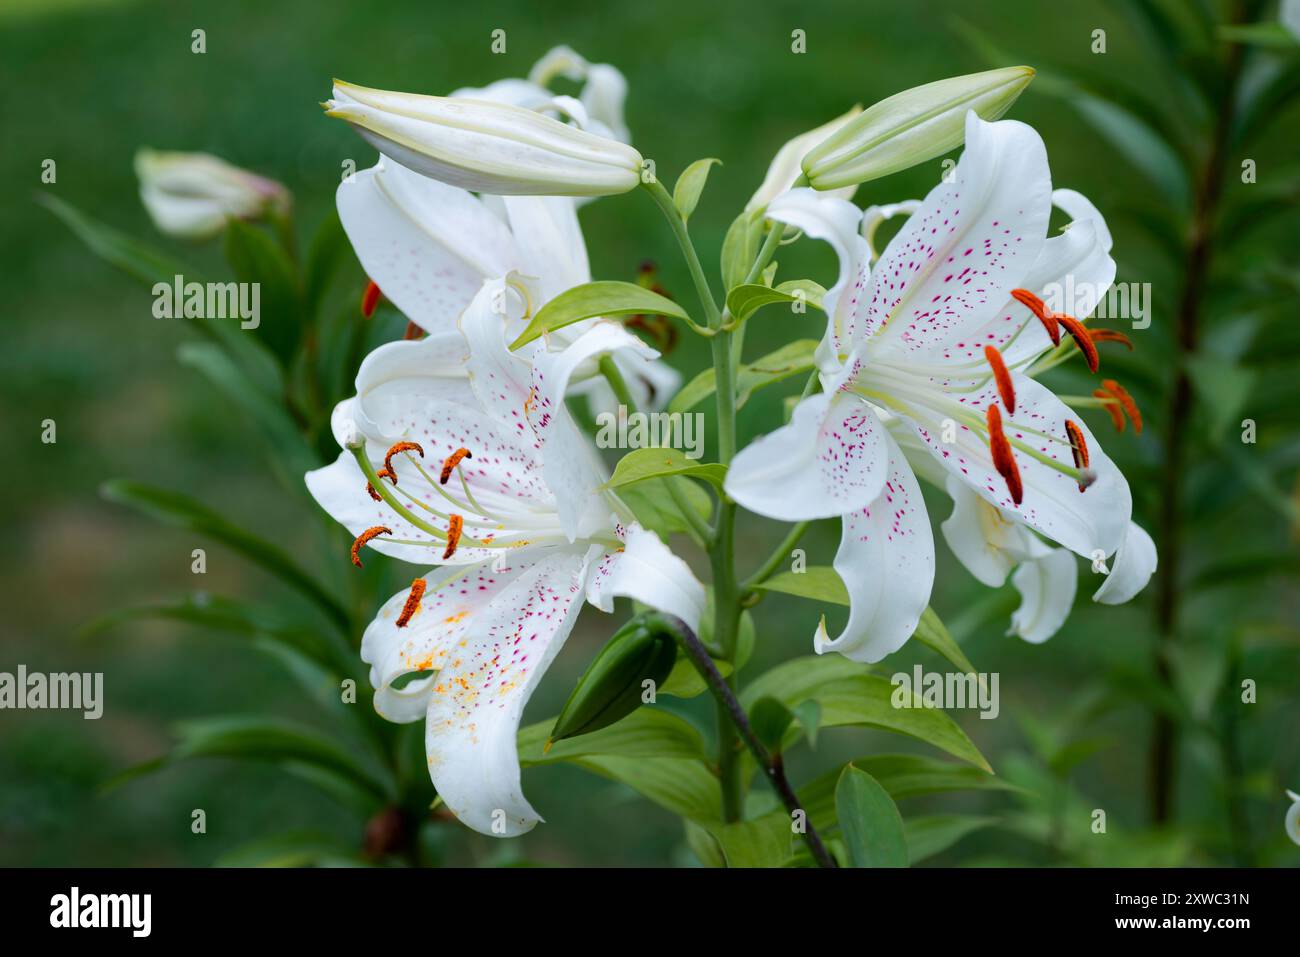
[442,514,464,561]
[439,447,473,485]
[351,525,392,568]
[1094,389,1126,432]
[1011,288,1061,346]
[983,344,1016,413]
[1064,420,1090,492]
[1055,312,1099,373]
[1101,379,1142,433]
[384,441,424,475]
[1088,328,1133,350]
[361,280,382,319]
[985,404,1023,506]
[396,578,427,628]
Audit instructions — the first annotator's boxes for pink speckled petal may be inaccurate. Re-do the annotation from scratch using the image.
[814,428,934,663]
[726,391,890,522]
[585,524,706,631]
[362,557,537,722]
[892,373,1131,559]
[865,114,1052,357]
[529,321,659,540]
[424,547,592,837]
[337,158,518,333]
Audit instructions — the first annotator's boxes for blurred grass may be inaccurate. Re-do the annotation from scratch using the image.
[1,0,1297,866]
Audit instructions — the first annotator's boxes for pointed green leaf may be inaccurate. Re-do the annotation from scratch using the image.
[672,158,720,221]
[606,446,727,490]
[510,281,691,349]
[836,765,908,867]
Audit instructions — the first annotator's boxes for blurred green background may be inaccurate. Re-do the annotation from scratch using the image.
[2,0,1297,866]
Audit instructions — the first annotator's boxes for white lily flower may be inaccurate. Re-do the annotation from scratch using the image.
[336,154,678,410]
[1284,0,1300,40]
[324,80,643,197]
[135,148,288,240]
[306,278,704,836]
[1287,790,1300,846]
[726,112,1147,662]
[746,106,863,211]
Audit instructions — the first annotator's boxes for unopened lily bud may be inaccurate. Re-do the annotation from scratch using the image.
[746,106,862,210]
[324,80,643,197]
[801,66,1035,189]
[135,148,289,240]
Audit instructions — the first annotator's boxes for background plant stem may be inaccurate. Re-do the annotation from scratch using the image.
[1150,4,1247,825]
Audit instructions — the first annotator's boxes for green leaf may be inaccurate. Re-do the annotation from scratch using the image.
[606,446,727,490]
[510,281,691,349]
[1218,22,1298,48]
[658,650,733,698]
[836,765,908,867]
[670,338,818,414]
[701,811,795,867]
[303,208,355,320]
[616,477,712,541]
[178,342,319,492]
[904,814,996,864]
[224,219,303,360]
[749,696,795,752]
[1187,354,1256,444]
[39,193,282,396]
[217,831,361,868]
[912,606,979,677]
[720,208,766,290]
[575,755,720,821]
[725,283,798,325]
[672,158,720,221]
[752,565,849,604]
[518,707,706,765]
[548,619,678,745]
[99,480,349,632]
[116,716,392,810]
[743,656,992,770]
[792,700,822,748]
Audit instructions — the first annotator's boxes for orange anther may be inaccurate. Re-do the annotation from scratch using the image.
[440,448,473,485]
[402,321,423,341]
[365,466,397,502]
[1056,312,1099,373]
[396,578,427,628]
[1064,420,1090,492]
[361,280,382,319]
[1101,379,1142,434]
[1011,288,1061,346]
[1094,389,1125,432]
[983,344,1016,413]
[986,404,1023,506]
[442,514,464,561]
[384,441,424,476]
[350,525,392,568]
[1088,328,1133,350]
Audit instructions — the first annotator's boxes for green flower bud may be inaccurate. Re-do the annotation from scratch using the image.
[547,619,678,746]
[801,66,1035,189]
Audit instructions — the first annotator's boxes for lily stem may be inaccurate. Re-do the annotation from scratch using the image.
[661,612,837,868]
[741,521,810,597]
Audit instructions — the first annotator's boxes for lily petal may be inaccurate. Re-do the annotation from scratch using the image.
[1092,521,1157,605]
[424,548,592,836]
[1008,547,1077,644]
[361,558,534,722]
[892,372,1131,559]
[585,524,706,632]
[501,195,591,304]
[766,188,870,371]
[337,158,517,333]
[940,474,1049,587]
[866,113,1052,357]
[726,391,890,522]
[814,428,934,662]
